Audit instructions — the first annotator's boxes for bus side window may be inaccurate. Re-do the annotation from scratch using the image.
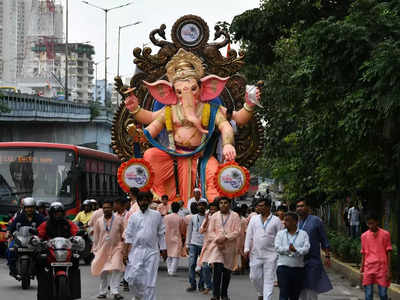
[112,176,117,195]
[95,173,100,195]
[89,173,95,196]
[80,171,88,200]
[102,174,108,195]
[98,173,104,195]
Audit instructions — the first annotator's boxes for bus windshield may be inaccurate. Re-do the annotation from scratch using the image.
[0,148,74,207]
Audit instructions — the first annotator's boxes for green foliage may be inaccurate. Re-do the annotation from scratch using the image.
[0,103,10,113]
[328,230,361,263]
[0,92,11,113]
[230,0,400,204]
[89,101,100,121]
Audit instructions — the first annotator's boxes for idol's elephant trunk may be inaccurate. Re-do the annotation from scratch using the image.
[182,91,208,134]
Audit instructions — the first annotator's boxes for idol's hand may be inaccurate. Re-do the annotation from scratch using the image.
[223,144,236,162]
[125,94,139,112]
[245,87,261,108]
[256,88,261,102]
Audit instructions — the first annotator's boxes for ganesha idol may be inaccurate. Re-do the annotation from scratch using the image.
[123,48,260,204]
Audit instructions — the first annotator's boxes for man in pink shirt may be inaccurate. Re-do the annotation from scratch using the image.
[164,202,186,276]
[91,200,125,300]
[203,196,241,300]
[361,213,392,300]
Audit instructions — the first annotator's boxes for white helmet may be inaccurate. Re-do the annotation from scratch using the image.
[22,197,36,207]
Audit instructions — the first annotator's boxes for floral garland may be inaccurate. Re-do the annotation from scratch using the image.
[214,161,250,198]
[117,158,154,193]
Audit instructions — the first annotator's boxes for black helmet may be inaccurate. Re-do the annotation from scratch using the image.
[49,202,65,221]
[82,199,91,207]
[37,200,49,208]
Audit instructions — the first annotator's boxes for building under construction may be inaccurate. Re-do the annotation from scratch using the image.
[0,0,94,103]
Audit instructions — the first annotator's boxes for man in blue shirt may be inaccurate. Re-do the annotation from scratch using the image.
[7,197,45,277]
[296,199,332,300]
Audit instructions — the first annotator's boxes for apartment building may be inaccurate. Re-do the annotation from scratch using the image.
[0,0,95,103]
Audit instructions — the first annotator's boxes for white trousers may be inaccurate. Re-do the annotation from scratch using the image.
[249,260,276,300]
[131,287,156,300]
[100,270,123,295]
[299,289,318,300]
[166,257,179,275]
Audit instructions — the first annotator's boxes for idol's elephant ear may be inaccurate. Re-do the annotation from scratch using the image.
[143,80,178,105]
[200,75,230,102]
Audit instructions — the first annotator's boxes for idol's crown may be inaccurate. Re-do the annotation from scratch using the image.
[166,48,204,83]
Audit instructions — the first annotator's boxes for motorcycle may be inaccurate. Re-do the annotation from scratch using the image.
[10,225,41,289]
[38,236,85,300]
[77,223,94,265]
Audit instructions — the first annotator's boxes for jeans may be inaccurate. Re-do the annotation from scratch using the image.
[188,244,204,289]
[6,240,17,274]
[202,262,213,289]
[350,225,360,238]
[213,263,231,298]
[277,265,304,300]
[365,284,388,300]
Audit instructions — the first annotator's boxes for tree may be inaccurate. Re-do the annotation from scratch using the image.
[0,92,11,113]
[230,0,400,207]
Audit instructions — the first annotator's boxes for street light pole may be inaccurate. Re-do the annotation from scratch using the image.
[117,21,141,76]
[94,57,110,103]
[104,10,108,105]
[95,62,98,101]
[117,21,141,106]
[81,1,133,106]
[65,0,69,101]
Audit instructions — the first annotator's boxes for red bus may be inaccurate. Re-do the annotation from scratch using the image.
[0,142,122,224]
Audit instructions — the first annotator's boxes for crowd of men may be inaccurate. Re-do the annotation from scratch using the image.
[4,188,393,300]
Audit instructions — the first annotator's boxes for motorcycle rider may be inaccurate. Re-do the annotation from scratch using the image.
[73,199,94,265]
[90,199,99,211]
[36,201,49,220]
[37,201,79,240]
[6,197,45,278]
[73,199,93,227]
[36,202,80,300]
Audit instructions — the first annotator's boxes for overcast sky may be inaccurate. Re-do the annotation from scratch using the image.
[62,0,260,81]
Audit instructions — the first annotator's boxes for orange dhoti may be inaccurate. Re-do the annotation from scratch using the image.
[143,147,219,206]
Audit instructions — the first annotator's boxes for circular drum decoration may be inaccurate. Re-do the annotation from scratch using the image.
[214,162,250,198]
[117,158,154,193]
[171,15,210,50]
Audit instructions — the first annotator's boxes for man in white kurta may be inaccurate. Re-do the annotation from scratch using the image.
[123,191,167,300]
[245,198,283,300]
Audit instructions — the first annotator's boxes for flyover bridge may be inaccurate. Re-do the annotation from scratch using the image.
[0,93,114,152]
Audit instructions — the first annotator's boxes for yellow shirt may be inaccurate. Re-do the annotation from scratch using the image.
[72,211,94,225]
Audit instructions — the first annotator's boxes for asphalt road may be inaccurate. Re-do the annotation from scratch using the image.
[0,258,364,300]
